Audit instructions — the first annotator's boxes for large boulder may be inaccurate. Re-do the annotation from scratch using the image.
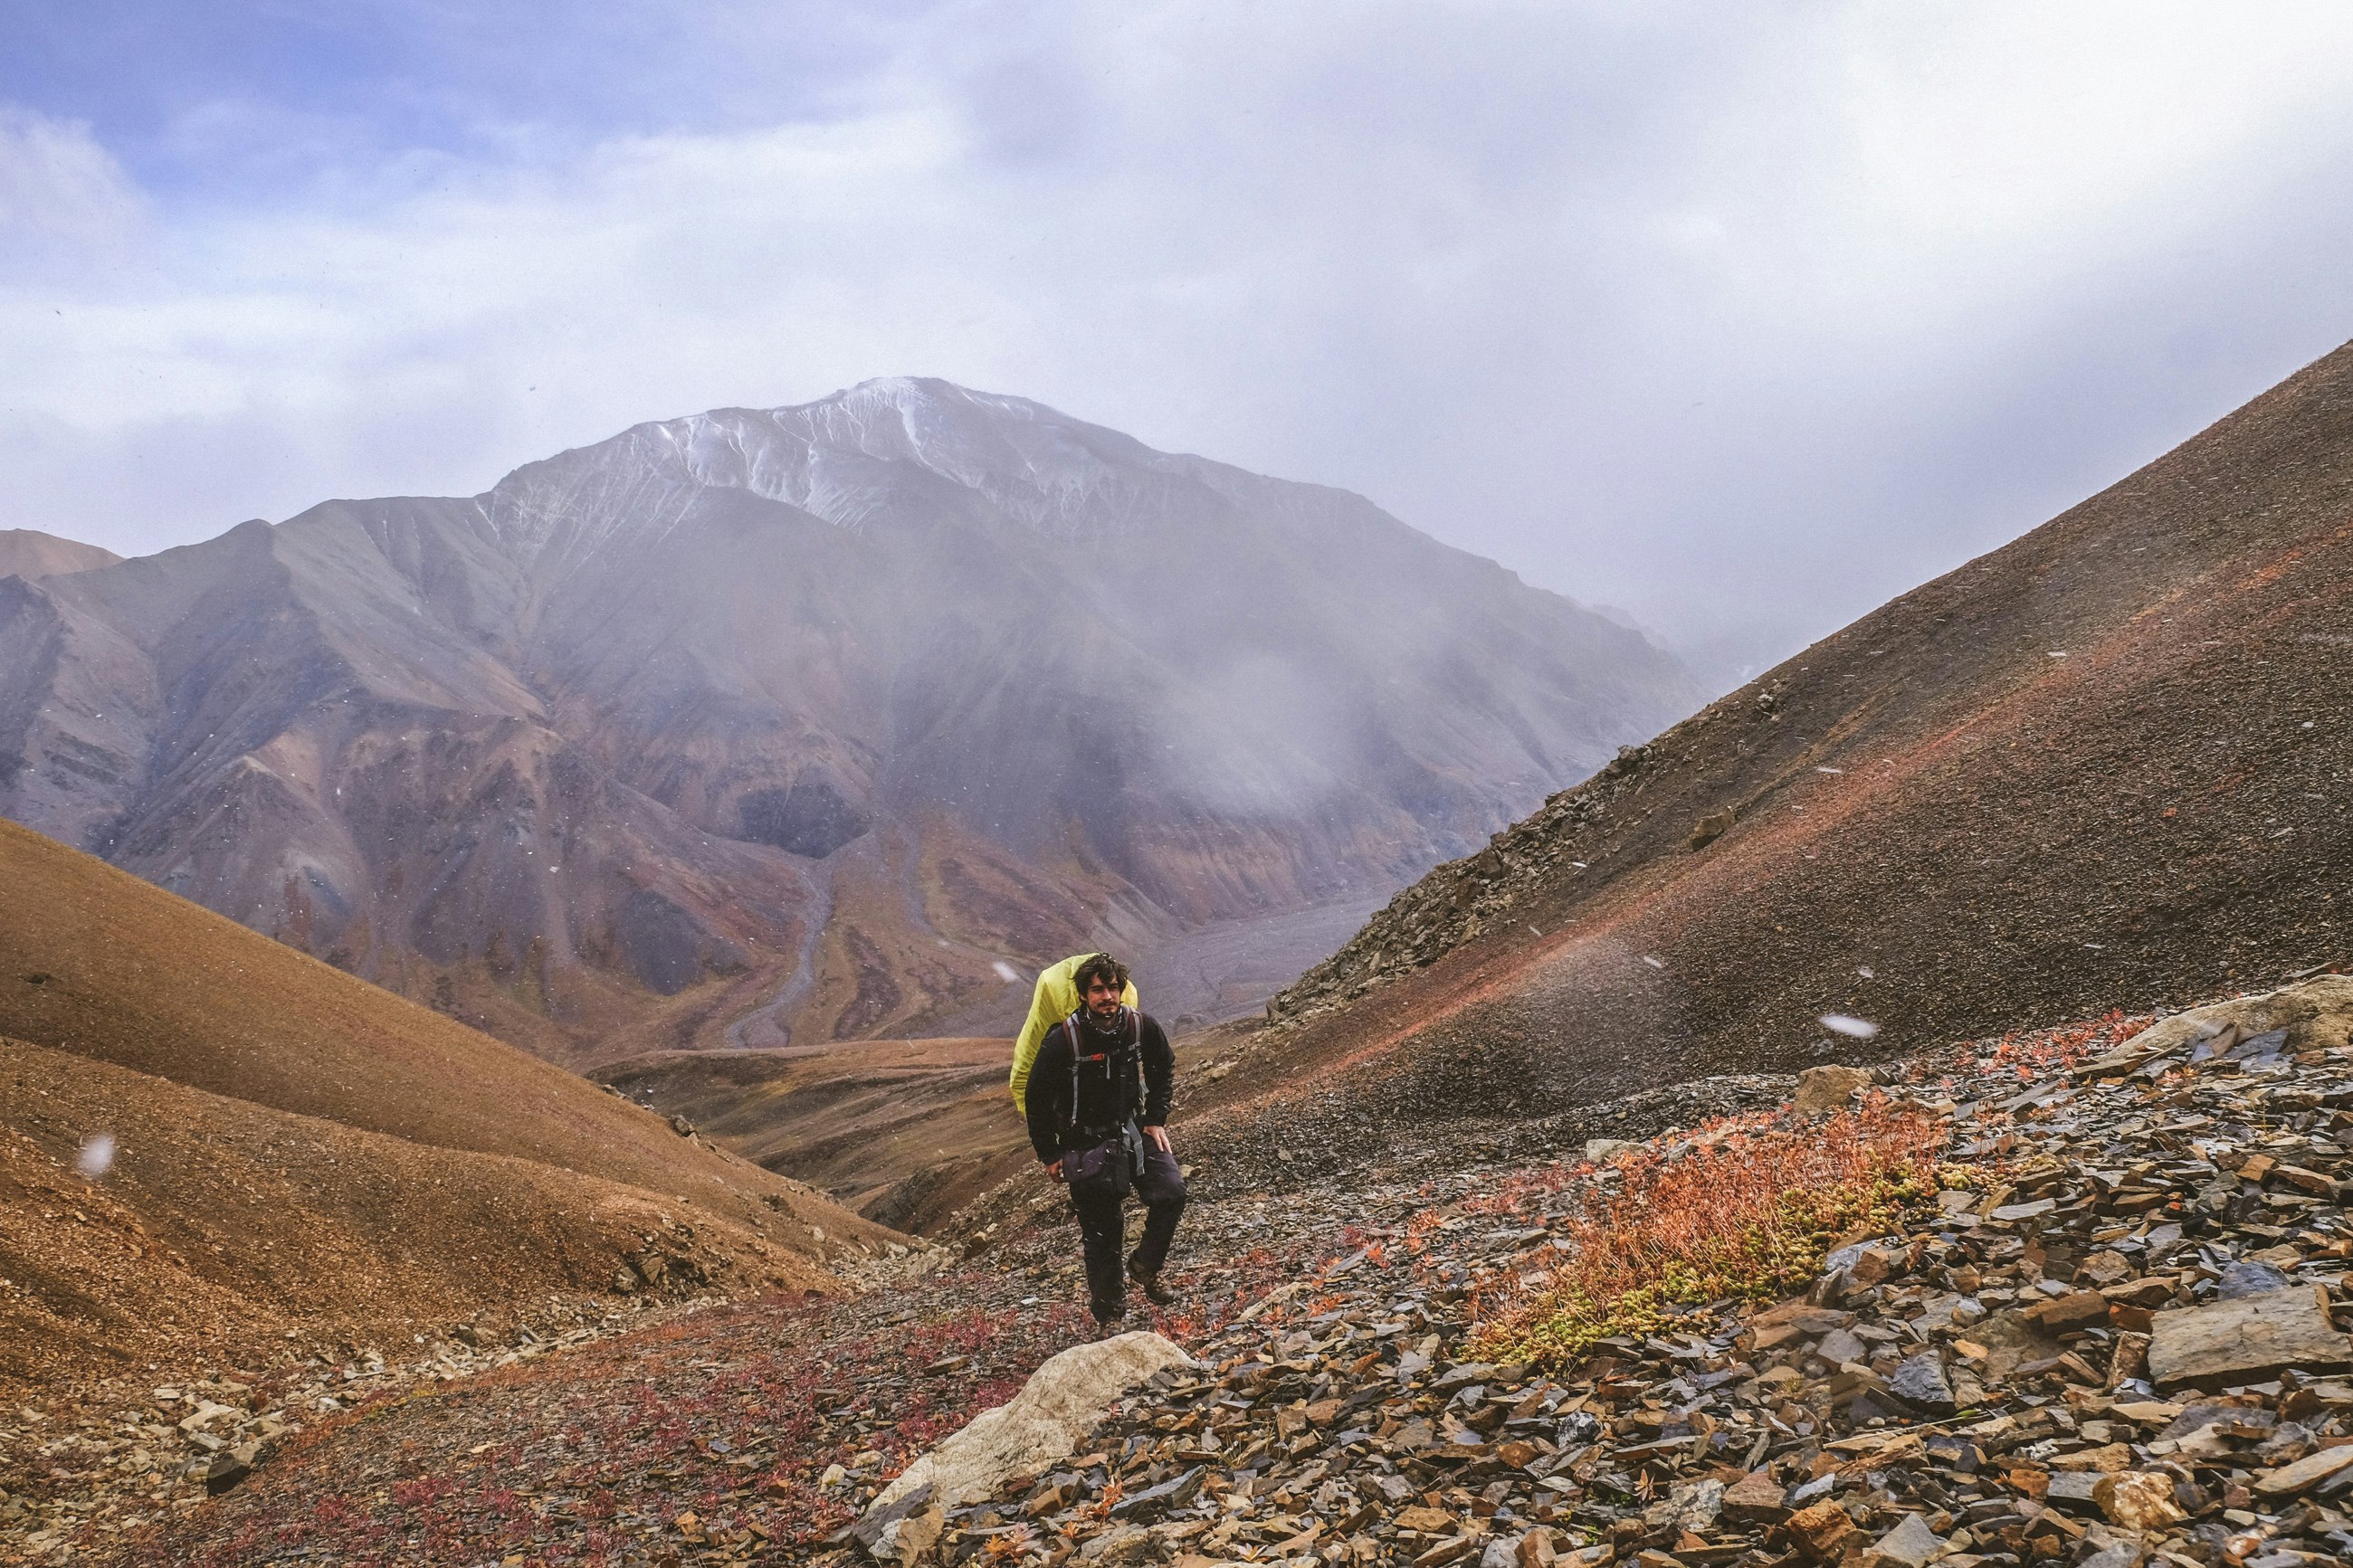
[2124,975,2353,1060]
[868,1331,1199,1516]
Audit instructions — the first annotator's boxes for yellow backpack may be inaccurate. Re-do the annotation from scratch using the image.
[1007,955,1138,1114]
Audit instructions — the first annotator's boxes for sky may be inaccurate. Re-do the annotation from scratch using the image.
[6,3,2353,687]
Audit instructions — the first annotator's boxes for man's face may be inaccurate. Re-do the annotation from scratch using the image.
[1083,976,1123,1017]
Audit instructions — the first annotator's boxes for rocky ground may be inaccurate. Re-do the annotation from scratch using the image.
[8,981,2352,1566]
[0,1290,773,1564]
[2,1186,1336,1564]
[834,982,2353,1568]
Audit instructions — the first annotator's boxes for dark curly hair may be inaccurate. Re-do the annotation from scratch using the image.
[1072,952,1129,995]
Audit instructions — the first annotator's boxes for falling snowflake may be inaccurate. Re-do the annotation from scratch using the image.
[75,1133,115,1179]
[991,961,1021,984]
[1818,1014,1880,1039]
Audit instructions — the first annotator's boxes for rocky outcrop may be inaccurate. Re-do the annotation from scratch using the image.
[1267,743,1656,1024]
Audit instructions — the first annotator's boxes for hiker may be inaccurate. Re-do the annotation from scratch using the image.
[1020,953,1186,1326]
[1007,952,1138,1117]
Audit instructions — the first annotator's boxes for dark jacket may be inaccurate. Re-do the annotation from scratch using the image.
[1024,1008,1174,1162]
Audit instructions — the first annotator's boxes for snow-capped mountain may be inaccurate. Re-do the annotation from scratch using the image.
[0,381,1700,1064]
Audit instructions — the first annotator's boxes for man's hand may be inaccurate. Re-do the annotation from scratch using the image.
[1043,1157,1064,1183]
[1142,1125,1172,1155]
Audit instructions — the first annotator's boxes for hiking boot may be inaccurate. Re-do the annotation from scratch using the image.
[1127,1259,1175,1306]
[1089,1296,1127,1327]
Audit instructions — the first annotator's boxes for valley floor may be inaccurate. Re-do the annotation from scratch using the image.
[10,989,2353,1567]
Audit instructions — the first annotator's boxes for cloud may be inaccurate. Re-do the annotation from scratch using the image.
[5,3,2353,684]
[0,108,148,276]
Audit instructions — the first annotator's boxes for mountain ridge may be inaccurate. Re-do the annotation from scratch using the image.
[0,380,1700,1067]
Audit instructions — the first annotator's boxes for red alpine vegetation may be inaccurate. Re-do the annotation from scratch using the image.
[1466,1102,1946,1364]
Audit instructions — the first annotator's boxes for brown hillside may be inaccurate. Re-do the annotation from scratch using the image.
[0,528,119,581]
[594,1038,1023,1233]
[0,1036,821,1392]
[1210,337,2353,1135]
[0,819,895,1392]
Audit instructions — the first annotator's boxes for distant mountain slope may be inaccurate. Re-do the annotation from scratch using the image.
[0,380,1698,1065]
[0,819,893,1390]
[0,528,119,581]
[594,1037,1017,1234]
[1214,337,2353,1131]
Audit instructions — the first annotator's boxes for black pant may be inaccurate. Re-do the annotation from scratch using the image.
[1068,1135,1186,1308]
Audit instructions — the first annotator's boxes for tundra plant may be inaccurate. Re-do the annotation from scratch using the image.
[1472,1103,1948,1364]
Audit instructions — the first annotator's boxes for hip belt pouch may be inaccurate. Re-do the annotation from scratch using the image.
[1064,1125,1136,1198]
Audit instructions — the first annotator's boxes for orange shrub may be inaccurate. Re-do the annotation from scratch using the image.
[1471,1102,1947,1364]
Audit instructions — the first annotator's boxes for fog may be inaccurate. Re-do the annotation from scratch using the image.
[7,3,2353,686]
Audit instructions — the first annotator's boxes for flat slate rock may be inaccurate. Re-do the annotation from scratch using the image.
[1865,1511,1947,1568]
[1887,1351,1955,1411]
[2219,1260,2297,1299]
[2253,1442,2353,1497]
[2147,1286,2353,1388]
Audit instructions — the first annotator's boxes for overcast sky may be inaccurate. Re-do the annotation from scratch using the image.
[6,3,2353,686]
